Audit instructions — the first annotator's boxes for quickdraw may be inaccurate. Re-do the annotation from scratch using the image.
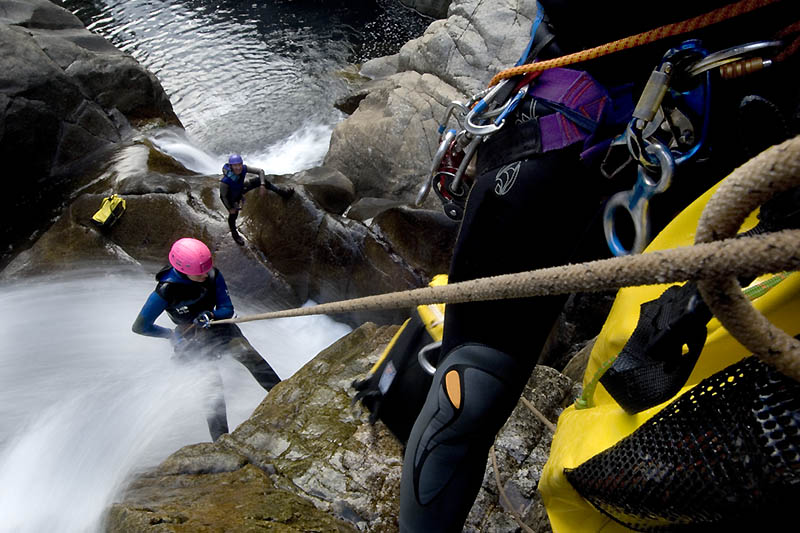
[603,38,784,255]
[415,76,538,221]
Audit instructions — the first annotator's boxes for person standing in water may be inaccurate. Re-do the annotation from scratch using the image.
[220,154,293,245]
[132,237,281,441]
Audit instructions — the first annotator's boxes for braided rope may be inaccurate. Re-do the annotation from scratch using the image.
[213,229,800,324]
[489,0,782,87]
[696,134,800,381]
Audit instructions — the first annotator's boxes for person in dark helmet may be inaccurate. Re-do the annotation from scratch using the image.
[132,237,281,441]
[220,153,293,245]
[398,0,800,531]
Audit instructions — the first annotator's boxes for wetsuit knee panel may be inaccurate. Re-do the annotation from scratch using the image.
[408,343,522,505]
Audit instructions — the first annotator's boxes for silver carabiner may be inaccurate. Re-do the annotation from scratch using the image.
[463,79,514,136]
[686,40,782,77]
[603,141,675,256]
[418,341,442,376]
[416,129,457,205]
[448,135,482,196]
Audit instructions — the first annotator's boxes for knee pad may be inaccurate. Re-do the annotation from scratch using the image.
[404,343,524,508]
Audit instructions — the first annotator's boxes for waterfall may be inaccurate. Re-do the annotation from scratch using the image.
[0,269,350,531]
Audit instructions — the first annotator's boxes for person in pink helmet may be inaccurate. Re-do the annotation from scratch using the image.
[132,237,281,441]
[221,154,293,245]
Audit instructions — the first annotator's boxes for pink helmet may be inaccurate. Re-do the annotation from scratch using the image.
[169,238,213,276]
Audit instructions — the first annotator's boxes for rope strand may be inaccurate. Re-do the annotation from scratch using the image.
[489,0,783,86]
[213,229,800,324]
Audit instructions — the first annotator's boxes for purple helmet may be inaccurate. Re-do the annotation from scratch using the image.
[228,154,243,165]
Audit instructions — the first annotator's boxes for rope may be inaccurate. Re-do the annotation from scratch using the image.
[490,445,536,533]
[520,396,557,433]
[696,134,800,381]
[212,229,800,325]
[488,0,783,86]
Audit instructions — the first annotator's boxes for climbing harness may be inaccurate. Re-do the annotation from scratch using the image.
[415,3,550,220]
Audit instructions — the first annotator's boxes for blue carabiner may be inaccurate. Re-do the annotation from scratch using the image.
[603,141,675,256]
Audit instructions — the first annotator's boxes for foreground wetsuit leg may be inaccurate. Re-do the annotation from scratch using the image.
[400,149,611,532]
[399,343,528,532]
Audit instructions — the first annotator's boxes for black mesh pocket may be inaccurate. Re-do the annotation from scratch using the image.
[565,356,800,532]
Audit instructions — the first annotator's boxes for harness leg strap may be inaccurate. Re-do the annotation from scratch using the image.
[399,343,526,533]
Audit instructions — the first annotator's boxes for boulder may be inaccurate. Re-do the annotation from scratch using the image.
[370,205,458,278]
[293,166,356,215]
[241,187,421,326]
[344,197,406,222]
[0,0,179,263]
[324,0,538,204]
[324,71,464,207]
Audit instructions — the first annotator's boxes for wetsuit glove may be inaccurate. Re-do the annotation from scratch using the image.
[278,187,294,199]
[193,311,214,329]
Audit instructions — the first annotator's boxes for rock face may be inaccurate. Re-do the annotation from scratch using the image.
[324,0,538,206]
[0,0,179,261]
[107,322,577,532]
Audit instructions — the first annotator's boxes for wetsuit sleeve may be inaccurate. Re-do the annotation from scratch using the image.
[246,165,267,185]
[248,165,284,194]
[132,291,173,338]
[213,272,235,320]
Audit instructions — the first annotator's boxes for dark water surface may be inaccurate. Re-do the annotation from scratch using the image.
[63,0,429,156]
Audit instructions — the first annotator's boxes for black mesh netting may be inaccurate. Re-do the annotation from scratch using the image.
[565,356,800,532]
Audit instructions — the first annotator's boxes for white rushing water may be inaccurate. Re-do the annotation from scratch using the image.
[0,268,351,532]
[146,123,335,176]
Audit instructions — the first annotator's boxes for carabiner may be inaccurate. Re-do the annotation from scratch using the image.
[463,79,514,136]
[416,129,457,205]
[436,102,469,135]
[686,40,782,77]
[603,141,675,256]
[448,135,481,196]
[418,341,442,376]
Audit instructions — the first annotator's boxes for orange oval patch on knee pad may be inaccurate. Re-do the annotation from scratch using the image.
[445,370,462,409]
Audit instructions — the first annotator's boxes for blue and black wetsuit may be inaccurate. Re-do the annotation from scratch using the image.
[133,266,281,441]
[220,163,291,244]
[398,1,800,531]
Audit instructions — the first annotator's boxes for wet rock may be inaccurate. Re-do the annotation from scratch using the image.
[344,197,406,222]
[370,205,458,278]
[241,188,421,326]
[109,324,573,532]
[0,0,179,261]
[294,166,356,215]
[108,323,400,532]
